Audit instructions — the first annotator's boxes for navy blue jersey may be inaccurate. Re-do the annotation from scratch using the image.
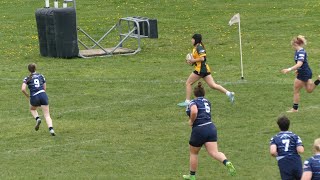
[270,131,303,158]
[23,73,46,96]
[186,97,212,127]
[295,48,312,75]
[303,154,320,179]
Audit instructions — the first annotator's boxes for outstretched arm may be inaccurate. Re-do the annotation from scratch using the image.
[281,61,303,74]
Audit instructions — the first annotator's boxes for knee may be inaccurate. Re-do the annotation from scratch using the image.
[186,81,194,86]
[306,89,313,93]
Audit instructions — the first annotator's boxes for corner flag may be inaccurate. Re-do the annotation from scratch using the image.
[229,13,240,26]
[229,13,244,80]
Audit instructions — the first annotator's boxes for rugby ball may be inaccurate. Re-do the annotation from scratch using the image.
[186,53,192,60]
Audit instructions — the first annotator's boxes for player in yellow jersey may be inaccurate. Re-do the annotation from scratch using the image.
[178,34,235,107]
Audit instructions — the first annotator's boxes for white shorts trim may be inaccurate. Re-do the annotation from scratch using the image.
[33,90,45,96]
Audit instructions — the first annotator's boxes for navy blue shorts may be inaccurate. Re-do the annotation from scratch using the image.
[189,123,217,147]
[297,71,312,82]
[30,93,49,106]
[278,155,302,180]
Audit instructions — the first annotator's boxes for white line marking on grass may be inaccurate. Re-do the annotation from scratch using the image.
[303,104,320,110]
[14,105,102,121]
[3,138,102,154]
[1,77,291,85]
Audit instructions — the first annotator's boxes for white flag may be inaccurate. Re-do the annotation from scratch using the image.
[229,13,240,26]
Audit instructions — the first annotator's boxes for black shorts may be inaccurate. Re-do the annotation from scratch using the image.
[278,155,302,180]
[30,93,49,106]
[297,71,312,82]
[189,123,217,147]
[193,71,211,78]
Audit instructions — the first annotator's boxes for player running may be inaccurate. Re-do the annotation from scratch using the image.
[281,35,320,112]
[301,138,320,180]
[177,33,235,107]
[21,63,55,136]
[182,82,236,180]
[269,116,304,180]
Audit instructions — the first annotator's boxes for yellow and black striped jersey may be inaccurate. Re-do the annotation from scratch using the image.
[192,44,211,74]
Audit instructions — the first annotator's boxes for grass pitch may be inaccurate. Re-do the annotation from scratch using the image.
[1,0,320,179]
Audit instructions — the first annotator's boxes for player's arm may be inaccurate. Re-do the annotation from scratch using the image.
[296,145,304,154]
[269,144,278,157]
[21,83,29,98]
[190,56,205,63]
[301,171,312,180]
[188,104,198,126]
[281,61,303,74]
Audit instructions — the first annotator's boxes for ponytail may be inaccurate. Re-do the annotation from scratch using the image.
[194,82,205,97]
[26,63,36,83]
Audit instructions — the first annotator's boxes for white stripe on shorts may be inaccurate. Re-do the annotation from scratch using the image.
[33,90,45,96]
[197,122,212,127]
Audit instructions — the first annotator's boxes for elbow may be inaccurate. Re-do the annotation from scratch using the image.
[270,152,277,157]
[297,146,304,154]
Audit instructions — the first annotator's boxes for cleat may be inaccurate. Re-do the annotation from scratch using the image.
[228,92,235,104]
[286,108,298,113]
[177,101,190,107]
[49,129,56,136]
[35,119,41,131]
[226,162,236,176]
[183,174,196,180]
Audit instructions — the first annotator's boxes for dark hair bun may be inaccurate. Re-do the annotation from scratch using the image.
[197,82,202,88]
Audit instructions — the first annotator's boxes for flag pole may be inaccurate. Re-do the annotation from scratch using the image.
[238,19,244,79]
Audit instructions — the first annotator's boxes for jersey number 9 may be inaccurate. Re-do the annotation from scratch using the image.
[34,79,40,88]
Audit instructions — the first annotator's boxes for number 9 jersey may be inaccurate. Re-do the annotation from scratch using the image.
[186,97,212,127]
[23,73,46,96]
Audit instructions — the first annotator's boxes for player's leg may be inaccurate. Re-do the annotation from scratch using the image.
[30,105,41,131]
[178,72,201,107]
[205,142,236,176]
[305,78,318,93]
[288,78,304,112]
[203,75,235,103]
[278,158,295,180]
[30,105,39,119]
[183,145,201,180]
[293,156,303,180]
[40,93,55,136]
[41,105,55,136]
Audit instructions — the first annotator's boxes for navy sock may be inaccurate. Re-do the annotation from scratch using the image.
[190,171,196,176]
[293,104,298,110]
[35,117,40,121]
[223,159,229,166]
[314,80,320,86]
[49,127,53,131]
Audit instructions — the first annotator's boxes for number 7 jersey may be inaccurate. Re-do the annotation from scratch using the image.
[270,131,303,158]
[23,73,46,96]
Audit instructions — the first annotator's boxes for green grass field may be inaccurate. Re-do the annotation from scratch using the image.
[1,0,320,179]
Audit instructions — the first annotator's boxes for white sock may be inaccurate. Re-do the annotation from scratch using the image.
[185,100,190,103]
[226,91,231,96]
